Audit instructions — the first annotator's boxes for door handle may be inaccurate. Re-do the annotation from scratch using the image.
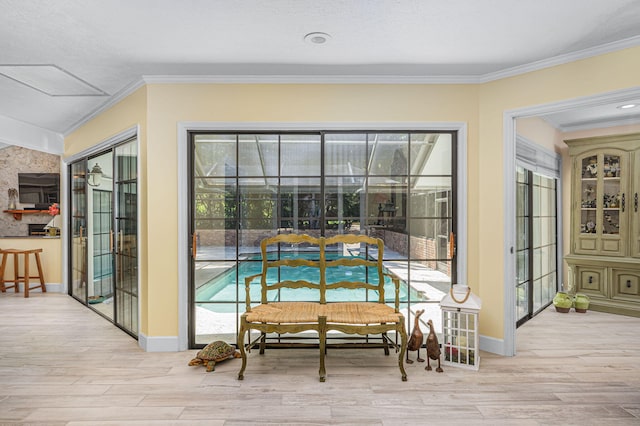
[110,230,114,252]
[192,233,197,258]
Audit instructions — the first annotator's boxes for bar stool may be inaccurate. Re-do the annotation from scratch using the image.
[0,248,46,297]
[0,249,18,294]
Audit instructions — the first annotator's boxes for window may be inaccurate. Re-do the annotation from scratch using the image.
[190,131,457,346]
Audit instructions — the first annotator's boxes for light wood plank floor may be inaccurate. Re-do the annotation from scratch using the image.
[1,292,639,425]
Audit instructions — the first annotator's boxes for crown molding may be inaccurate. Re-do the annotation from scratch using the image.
[480,35,640,83]
[141,74,479,85]
[543,114,640,133]
[510,86,640,118]
[62,35,640,135]
[63,78,146,136]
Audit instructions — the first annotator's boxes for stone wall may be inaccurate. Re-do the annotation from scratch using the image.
[0,146,61,237]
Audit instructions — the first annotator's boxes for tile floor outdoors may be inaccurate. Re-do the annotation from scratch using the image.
[1,292,639,425]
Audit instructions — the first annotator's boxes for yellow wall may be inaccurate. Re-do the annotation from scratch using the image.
[64,45,640,347]
[0,237,62,287]
[64,86,149,334]
[474,46,640,338]
[146,83,480,336]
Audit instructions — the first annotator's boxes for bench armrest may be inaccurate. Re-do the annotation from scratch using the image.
[383,272,402,313]
[243,273,263,312]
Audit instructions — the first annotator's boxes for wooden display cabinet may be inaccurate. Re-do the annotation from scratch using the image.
[565,133,640,317]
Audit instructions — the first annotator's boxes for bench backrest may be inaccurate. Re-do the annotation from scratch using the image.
[244,234,399,311]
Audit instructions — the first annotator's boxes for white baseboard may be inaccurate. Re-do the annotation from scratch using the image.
[480,335,509,356]
[138,332,181,352]
[14,282,62,293]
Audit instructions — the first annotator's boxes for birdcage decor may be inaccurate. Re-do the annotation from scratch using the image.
[440,284,482,370]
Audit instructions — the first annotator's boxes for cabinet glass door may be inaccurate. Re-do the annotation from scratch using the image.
[576,150,628,256]
[579,155,598,235]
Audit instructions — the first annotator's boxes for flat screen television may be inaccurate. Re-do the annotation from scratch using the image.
[18,173,60,209]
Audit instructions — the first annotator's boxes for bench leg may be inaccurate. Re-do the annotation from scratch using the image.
[237,322,248,380]
[382,331,390,356]
[397,317,408,381]
[259,332,267,354]
[318,316,327,382]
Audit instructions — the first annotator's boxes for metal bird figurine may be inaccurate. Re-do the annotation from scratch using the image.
[406,309,425,364]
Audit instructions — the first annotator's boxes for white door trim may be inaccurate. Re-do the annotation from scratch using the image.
[177,121,468,350]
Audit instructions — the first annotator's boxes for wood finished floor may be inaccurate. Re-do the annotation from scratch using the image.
[1,293,639,425]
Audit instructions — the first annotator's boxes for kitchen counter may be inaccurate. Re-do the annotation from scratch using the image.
[0,236,62,292]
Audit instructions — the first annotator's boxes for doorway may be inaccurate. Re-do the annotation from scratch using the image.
[68,137,139,337]
[516,166,559,327]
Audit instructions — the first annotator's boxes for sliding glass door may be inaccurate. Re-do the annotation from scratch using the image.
[516,166,558,326]
[68,137,138,337]
[189,131,457,347]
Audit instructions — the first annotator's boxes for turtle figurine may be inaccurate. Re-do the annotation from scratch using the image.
[188,340,241,372]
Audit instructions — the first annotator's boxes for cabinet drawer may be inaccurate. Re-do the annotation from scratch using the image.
[576,267,606,296]
[612,269,640,300]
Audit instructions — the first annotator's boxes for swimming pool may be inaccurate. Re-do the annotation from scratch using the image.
[195,252,421,304]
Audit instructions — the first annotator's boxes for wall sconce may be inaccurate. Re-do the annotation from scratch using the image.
[87,163,103,187]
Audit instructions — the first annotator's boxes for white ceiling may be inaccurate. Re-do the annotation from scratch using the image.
[1,0,640,135]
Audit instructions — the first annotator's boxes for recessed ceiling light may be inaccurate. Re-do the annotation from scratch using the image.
[617,103,638,109]
[304,32,331,45]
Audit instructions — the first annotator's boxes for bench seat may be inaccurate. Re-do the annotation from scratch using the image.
[245,301,403,324]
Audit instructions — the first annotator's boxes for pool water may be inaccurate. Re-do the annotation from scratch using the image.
[196,252,418,304]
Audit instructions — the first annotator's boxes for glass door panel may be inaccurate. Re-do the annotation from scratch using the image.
[70,161,88,303]
[516,167,558,327]
[192,135,239,345]
[87,151,114,319]
[515,166,530,323]
[114,140,138,337]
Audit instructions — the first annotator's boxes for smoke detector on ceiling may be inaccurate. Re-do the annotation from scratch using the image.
[304,32,331,45]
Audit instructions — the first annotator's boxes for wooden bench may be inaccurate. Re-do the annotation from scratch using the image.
[237,233,408,382]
